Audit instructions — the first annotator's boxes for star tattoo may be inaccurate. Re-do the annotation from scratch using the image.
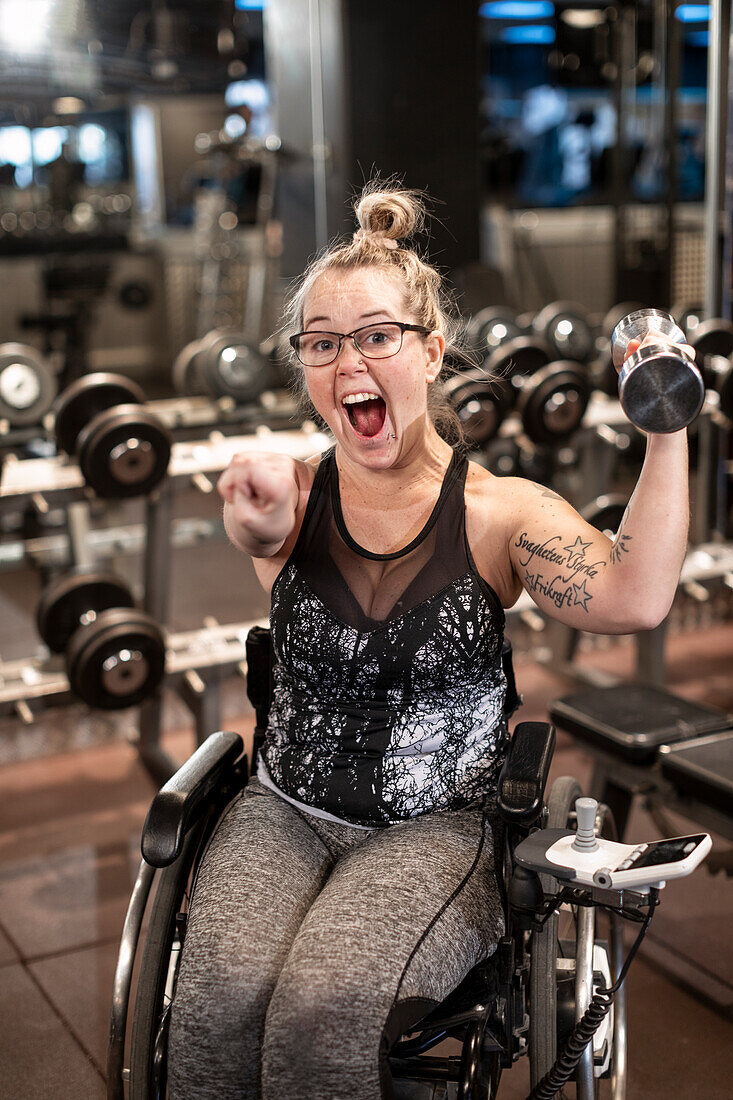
[564,536,592,559]
[572,579,592,611]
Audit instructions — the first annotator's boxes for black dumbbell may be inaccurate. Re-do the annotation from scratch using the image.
[581,495,628,538]
[687,317,733,362]
[53,373,172,499]
[485,336,590,444]
[686,319,733,421]
[699,354,733,421]
[602,302,646,338]
[36,570,166,710]
[671,299,705,337]
[201,329,276,402]
[444,369,515,448]
[484,437,556,483]
[485,438,522,477]
[0,343,59,427]
[172,336,205,396]
[485,336,590,445]
[467,306,524,357]
[118,279,153,311]
[532,300,595,363]
[173,328,276,403]
[515,362,591,446]
[485,335,555,382]
[587,304,647,397]
[587,340,618,398]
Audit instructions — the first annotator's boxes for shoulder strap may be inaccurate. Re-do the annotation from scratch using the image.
[286,446,335,564]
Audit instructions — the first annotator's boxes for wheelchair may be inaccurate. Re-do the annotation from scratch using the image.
[108,627,633,1100]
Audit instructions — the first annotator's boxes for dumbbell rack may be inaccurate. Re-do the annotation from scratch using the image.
[0,424,331,783]
[574,391,731,543]
[0,516,223,572]
[0,388,300,454]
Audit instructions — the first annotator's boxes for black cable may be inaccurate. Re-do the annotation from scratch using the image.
[525,888,659,1100]
[512,884,652,931]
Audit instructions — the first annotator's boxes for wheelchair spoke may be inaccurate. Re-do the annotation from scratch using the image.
[609,908,627,1100]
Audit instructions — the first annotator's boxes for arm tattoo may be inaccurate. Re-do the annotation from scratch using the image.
[514,530,607,613]
[531,482,564,501]
[609,506,632,565]
[523,570,593,611]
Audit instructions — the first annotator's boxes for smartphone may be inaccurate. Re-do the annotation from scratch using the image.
[594,833,712,889]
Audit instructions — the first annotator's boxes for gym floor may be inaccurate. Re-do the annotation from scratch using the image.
[1,508,732,1099]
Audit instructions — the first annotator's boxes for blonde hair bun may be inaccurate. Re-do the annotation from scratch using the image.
[354,182,426,245]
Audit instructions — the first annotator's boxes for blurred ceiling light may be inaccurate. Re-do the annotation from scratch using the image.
[32,126,68,164]
[53,97,86,114]
[224,113,247,139]
[480,1,553,17]
[499,24,555,44]
[0,0,54,53]
[560,9,606,29]
[225,78,269,110]
[675,5,710,22]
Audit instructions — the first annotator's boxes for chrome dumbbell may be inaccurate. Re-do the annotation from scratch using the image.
[611,308,705,433]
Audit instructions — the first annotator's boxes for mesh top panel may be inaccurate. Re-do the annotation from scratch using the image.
[291,449,475,632]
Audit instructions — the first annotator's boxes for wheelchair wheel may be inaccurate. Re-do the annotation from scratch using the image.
[129,818,209,1099]
[529,778,627,1099]
[529,776,582,1091]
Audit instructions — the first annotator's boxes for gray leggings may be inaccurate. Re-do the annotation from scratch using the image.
[168,778,504,1100]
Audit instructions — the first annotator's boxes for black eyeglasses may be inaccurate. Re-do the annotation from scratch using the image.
[289,321,431,367]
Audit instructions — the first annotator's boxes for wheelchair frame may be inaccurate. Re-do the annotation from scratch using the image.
[108,628,628,1100]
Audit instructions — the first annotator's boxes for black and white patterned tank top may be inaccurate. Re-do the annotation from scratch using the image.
[258,446,509,827]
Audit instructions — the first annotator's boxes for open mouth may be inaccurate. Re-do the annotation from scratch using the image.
[341,392,387,438]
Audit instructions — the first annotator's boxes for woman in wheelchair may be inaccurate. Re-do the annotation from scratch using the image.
[167,181,692,1099]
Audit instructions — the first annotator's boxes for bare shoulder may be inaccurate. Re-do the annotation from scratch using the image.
[465,461,555,520]
[463,461,521,604]
[464,461,570,606]
[294,452,321,493]
[466,462,568,521]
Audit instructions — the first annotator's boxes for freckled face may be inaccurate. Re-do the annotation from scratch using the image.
[300,267,444,468]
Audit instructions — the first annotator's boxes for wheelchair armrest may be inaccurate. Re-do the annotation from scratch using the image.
[497,722,556,825]
[141,731,246,868]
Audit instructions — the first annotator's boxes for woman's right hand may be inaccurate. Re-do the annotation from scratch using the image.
[217,452,300,554]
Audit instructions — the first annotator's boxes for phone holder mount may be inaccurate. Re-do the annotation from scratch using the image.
[513,797,712,893]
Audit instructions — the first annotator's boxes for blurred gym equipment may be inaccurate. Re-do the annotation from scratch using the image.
[0,343,59,427]
[466,305,525,357]
[36,570,166,710]
[53,373,172,499]
[443,370,514,448]
[532,299,595,363]
[172,326,276,402]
